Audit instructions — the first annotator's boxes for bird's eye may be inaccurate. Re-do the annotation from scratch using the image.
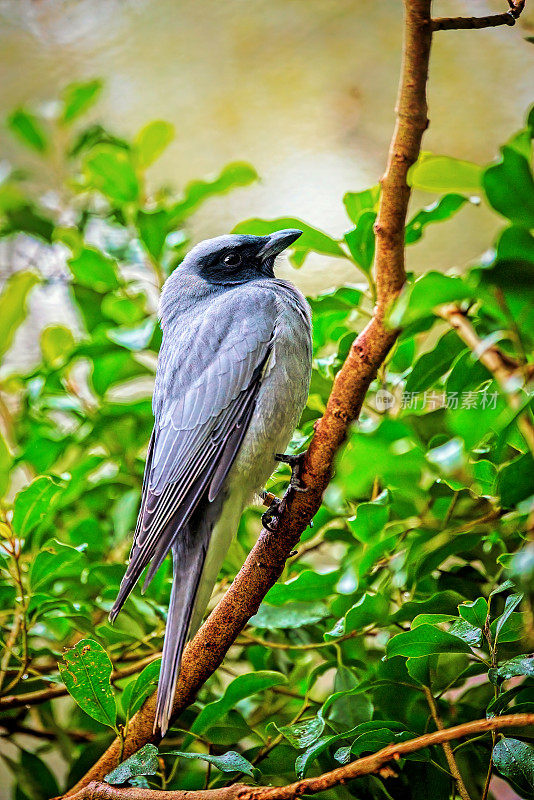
[224,253,241,266]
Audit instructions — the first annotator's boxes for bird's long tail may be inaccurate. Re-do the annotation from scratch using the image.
[154,535,207,736]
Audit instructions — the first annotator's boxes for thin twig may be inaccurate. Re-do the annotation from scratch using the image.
[432,0,526,30]
[423,686,472,800]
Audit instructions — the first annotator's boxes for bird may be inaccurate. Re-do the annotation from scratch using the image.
[109,229,312,735]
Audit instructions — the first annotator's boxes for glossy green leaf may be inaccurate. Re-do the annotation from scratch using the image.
[483,146,534,228]
[325,593,388,639]
[250,601,330,630]
[12,476,63,538]
[490,612,525,644]
[489,655,534,684]
[233,216,345,268]
[343,185,380,223]
[136,208,170,260]
[497,454,534,508]
[125,658,161,718]
[58,638,117,728]
[61,79,103,123]
[405,330,465,393]
[389,272,472,328]
[405,194,469,245]
[344,211,376,273]
[348,500,388,543]
[492,738,534,798]
[409,153,482,193]
[7,108,48,152]
[166,749,256,776]
[449,618,482,647]
[386,624,473,659]
[392,592,465,624]
[105,744,159,784]
[265,570,338,605]
[494,593,524,643]
[276,716,325,749]
[458,597,488,629]
[172,162,258,219]
[0,271,40,360]
[192,671,287,734]
[134,120,175,168]
[30,539,84,591]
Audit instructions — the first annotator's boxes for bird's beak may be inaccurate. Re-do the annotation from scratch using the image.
[258,228,303,261]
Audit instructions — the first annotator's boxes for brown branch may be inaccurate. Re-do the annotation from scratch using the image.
[440,305,534,455]
[432,0,526,30]
[65,713,534,800]
[423,686,471,800]
[0,653,161,711]
[63,3,433,794]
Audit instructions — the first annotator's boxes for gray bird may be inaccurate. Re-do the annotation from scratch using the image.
[110,229,312,735]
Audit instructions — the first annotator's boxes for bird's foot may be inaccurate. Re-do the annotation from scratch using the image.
[275,451,308,492]
[260,491,287,532]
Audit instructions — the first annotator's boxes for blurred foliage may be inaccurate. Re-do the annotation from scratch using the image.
[0,83,533,799]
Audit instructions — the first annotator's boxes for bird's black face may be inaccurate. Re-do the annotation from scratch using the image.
[183,229,303,284]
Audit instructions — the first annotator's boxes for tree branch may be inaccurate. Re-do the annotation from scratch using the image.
[432,0,526,31]
[440,304,534,455]
[63,3,434,794]
[65,713,534,800]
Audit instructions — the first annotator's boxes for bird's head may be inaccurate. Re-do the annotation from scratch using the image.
[180,229,303,284]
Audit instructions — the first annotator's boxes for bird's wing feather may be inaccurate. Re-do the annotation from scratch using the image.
[110,287,278,620]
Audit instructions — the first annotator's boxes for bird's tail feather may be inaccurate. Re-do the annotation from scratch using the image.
[154,537,206,736]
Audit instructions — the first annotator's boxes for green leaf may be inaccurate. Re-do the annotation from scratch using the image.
[134,120,175,168]
[497,454,534,508]
[481,225,534,288]
[389,272,472,328]
[446,350,492,395]
[68,246,120,291]
[12,476,63,538]
[0,271,40,360]
[325,593,389,639]
[7,108,48,152]
[348,499,389,543]
[409,153,482,193]
[265,570,338,605]
[386,624,473,659]
[449,618,482,647]
[61,79,103,123]
[483,146,534,228]
[494,593,524,644]
[105,744,159,785]
[83,144,139,203]
[458,597,488,629]
[165,750,256,777]
[492,738,534,798]
[405,330,465,393]
[405,194,469,245]
[344,211,376,273]
[125,658,161,718]
[192,671,286,734]
[250,601,330,630]
[107,318,156,351]
[136,208,170,260]
[233,216,345,268]
[489,655,534,684]
[172,162,258,219]
[343,185,380,223]
[91,350,151,395]
[58,638,117,728]
[30,539,84,591]
[276,716,325,749]
[490,612,525,644]
[392,592,465,624]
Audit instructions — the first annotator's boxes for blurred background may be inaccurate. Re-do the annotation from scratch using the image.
[1,0,533,297]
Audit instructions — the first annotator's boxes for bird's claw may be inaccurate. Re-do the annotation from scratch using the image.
[261,496,285,532]
[275,451,308,493]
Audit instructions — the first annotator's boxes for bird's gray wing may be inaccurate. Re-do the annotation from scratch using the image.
[110,287,278,620]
